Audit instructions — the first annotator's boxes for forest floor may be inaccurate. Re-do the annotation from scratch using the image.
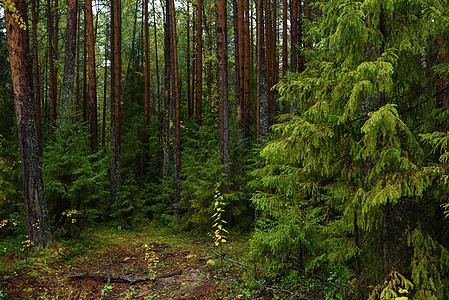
[0,225,282,300]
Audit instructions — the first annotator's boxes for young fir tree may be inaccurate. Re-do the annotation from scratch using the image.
[251,0,449,298]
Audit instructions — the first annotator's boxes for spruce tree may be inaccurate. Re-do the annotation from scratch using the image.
[252,0,449,298]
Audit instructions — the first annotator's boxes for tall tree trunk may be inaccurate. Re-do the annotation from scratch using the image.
[61,0,78,118]
[111,0,122,204]
[75,5,81,123]
[290,0,298,74]
[257,0,267,140]
[282,0,288,76]
[5,0,51,249]
[47,0,57,127]
[237,0,244,133]
[233,0,241,132]
[144,0,150,156]
[187,0,192,118]
[244,0,250,143]
[169,0,181,220]
[86,0,98,152]
[195,0,203,127]
[54,0,60,104]
[83,21,88,123]
[272,0,278,118]
[102,33,108,146]
[192,7,196,119]
[163,0,171,186]
[152,0,161,112]
[204,12,213,113]
[31,0,42,155]
[264,0,272,124]
[218,0,230,181]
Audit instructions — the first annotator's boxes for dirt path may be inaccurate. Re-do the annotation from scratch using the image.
[0,230,261,299]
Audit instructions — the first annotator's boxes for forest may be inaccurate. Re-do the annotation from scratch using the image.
[1,0,449,298]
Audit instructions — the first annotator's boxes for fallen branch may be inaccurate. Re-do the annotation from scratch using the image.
[197,242,263,270]
[0,270,32,282]
[68,270,182,284]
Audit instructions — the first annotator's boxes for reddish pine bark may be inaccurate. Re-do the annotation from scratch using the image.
[290,0,298,73]
[5,0,51,249]
[86,0,98,152]
[83,21,88,123]
[47,0,57,127]
[282,0,288,76]
[111,0,122,204]
[187,0,192,118]
[102,33,108,146]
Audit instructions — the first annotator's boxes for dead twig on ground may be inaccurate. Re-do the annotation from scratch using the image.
[0,270,32,282]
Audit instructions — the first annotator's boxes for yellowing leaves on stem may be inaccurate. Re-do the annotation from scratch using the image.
[1,0,27,30]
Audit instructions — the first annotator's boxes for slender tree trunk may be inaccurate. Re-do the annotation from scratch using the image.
[169,0,181,220]
[265,0,272,124]
[144,0,150,155]
[186,0,191,118]
[163,0,171,186]
[218,0,230,181]
[75,5,81,123]
[244,0,250,143]
[47,0,57,127]
[290,0,298,74]
[31,0,42,155]
[233,0,241,132]
[83,21,88,123]
[204,12,212,113]
[237,0,244,132]
[272,0,278,118]
[102,33,108,146]
[54,0,60,102]
[282,0,288,76]
[195,0,203,127]
[257,0,267,139]
[152,0,161,112]
[5,0,51,249]
[61,0,78,118]
[86,0,98,152]
[192,7,196,118]
[111,0,122,204]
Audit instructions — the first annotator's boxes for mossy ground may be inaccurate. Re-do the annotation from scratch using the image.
[0,225,278,299]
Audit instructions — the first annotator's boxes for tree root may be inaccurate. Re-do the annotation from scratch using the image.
[68,270,182,284]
